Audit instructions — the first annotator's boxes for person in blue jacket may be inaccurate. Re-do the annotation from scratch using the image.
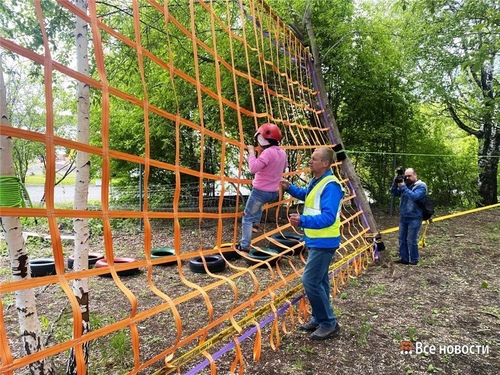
[280,147,344,341]
[390,167,427,265]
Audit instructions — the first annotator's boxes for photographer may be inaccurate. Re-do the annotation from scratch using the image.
[390,167,427,265]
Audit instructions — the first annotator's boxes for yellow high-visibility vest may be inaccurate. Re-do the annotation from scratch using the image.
[303,175,343,238]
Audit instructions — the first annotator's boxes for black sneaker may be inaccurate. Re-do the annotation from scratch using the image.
[409,261,419,265]
[310,323,341,340]
[298,321,319,332]
[235,243,250,253]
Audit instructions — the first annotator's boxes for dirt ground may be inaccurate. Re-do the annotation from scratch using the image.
[242,207,500,375]
[1,206,499,375]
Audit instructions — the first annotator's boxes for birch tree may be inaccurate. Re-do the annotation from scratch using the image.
[0,58,55,375]
[66,0,91,373]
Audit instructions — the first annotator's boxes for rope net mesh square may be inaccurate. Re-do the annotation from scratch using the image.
[0,0,373,373]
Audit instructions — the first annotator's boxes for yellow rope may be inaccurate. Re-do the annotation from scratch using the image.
[381,203,500,248]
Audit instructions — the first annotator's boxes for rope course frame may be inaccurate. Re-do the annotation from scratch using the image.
[0,0,375,374]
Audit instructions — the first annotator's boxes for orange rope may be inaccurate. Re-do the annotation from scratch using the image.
[0,1,377,373]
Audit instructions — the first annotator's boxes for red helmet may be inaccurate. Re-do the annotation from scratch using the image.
[254,123,282,142]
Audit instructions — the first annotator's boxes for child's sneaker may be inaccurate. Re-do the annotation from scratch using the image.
[235,243,250,253]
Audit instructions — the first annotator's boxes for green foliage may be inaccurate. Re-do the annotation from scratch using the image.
[268,0,496,207]
[110,329,131,358]
[357,316,372,345]
[349,278,361,287]
[408,327,418,342]
[399,0,500,205]
[367,284,386,296]
[3,0,496,218]
[88,1,252,188]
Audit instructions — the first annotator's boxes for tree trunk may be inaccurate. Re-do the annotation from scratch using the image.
[447,61,499,206]
[477,136,499,206]
[477,61,499,206]
[302,4,383,247]
[1,58,55,375]
[66,0,91,373]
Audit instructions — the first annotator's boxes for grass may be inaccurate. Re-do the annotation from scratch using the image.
[292,358,305,370]
[486,222,500,242]
[349,278,361,287]
[367,284,386,296]
[357,317,372,346]
[25,171,99,186]
[25,173,76,185]
[110,329,131,358]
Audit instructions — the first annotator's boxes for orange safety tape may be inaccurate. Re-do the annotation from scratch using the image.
[331,274,339,298]
[156,247,372,374]
[269,317,281,351]
[0,2,384,374]
[164,258,302,356]
[252,321,262,361]
[138,277,183,373]
[0,293,13,373]
[274,257,289,285]
[284,249,303,276]
[66,0,260,123]
[353,256,361,275]
[163,353,177,372]
[229,314,244,335]
[0,204,248,221]
[281,299,295,334]
[201,350,217,375]
[297,295,309,324]
[5,255,319,372]
[266,236,302,256]
[25,4,76,373]
[230,335,245,375]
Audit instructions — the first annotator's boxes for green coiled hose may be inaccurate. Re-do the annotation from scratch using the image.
[0,176,33,208]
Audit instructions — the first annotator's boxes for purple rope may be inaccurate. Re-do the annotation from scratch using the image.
[373,240,379,260]
[184,293,303,375]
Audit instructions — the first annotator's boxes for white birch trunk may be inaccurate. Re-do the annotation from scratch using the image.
[1,58,54,375]
[66,0,91,373]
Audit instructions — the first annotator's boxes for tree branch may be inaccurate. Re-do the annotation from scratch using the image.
[446,102,483,138]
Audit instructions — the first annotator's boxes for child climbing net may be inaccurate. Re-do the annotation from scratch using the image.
[0,1,374,374]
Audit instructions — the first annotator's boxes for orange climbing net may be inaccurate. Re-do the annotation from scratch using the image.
[0,1,374,374]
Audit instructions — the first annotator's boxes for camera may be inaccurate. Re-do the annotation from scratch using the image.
[394,166,405,184]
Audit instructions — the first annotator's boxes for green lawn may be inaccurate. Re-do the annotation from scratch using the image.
[25,173,76,185]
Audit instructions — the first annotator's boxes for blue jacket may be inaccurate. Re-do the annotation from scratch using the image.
[287,170,343,249]
[390,180,428,219]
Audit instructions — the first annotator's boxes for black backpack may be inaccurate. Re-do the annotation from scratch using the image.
[417,197,434,221]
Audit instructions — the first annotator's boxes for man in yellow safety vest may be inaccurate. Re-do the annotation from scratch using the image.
[280,147,344,340]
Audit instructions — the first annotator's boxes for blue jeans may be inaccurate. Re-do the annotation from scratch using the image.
[302,247,337,328]
[240,188,278,249]
[398,216,423,263]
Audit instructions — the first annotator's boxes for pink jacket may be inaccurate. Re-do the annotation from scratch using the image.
[247,146,287,192]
